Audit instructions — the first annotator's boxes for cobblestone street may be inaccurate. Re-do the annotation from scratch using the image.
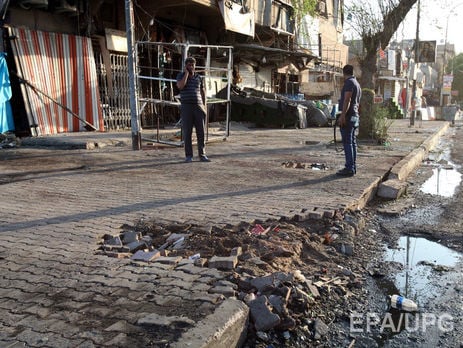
[0,120,450,347]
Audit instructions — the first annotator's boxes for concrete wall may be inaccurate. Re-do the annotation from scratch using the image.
[7,7,77,34]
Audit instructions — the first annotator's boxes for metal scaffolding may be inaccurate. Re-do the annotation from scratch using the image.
[134,42,233,146]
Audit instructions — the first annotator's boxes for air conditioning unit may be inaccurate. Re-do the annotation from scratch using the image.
[18,0,48,10]
[52,0,81,15]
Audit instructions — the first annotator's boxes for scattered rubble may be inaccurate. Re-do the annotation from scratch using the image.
[0,133,20,149]
[96,211,376,347]
[282,161,328,170]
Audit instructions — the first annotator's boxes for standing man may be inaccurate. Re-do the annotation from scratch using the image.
[176,57,210,162]
[337,64,361,176]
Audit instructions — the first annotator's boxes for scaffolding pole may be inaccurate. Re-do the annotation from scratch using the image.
[125,0,142,150]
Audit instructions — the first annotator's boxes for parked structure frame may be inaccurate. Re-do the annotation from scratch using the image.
[134,42,233,146]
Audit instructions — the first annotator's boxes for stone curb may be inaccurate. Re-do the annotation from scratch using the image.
[171,298,249,348]
[378,122,450,199]
[170,119,451,347]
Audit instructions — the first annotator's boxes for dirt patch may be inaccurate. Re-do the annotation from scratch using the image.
[129,213,387,347]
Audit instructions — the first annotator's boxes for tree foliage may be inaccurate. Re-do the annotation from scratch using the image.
[291,0,318,20]
[449,53,463,103]
[345,0,418,89]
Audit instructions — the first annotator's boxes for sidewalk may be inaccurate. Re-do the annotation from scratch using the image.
[0,119,450,347]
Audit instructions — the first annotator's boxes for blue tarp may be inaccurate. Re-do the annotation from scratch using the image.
[0,52,14,133]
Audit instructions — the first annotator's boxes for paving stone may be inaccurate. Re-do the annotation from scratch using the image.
[208,285,236,297]
[323,210,335,218]
[125,241,147,253]
[73,330,106,345]
[214,280,238,290]
[0,121,448,347]
[208,256,238,270]
[102,251,132,259]
[21,305,51,319]
[75,340,97,348]
[104,320,140,333]
[308,211,324,220]
[190,293,225,304]
[130,250,160,262]
[137,313,195,326]
[199,268,226,279]
[190,282,211,292]
[103,333,128,347]
[120,231,141,244]
[4,341,26,348]
[14,328,52,347]
[153,256,183,265]
[176,263,208,274]
[104,236,123,246]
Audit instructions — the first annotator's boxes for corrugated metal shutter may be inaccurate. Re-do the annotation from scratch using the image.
[9,27,104,135]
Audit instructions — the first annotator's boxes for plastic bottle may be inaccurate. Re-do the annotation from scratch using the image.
[389,294,418,312]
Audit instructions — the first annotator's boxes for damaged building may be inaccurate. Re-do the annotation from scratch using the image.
[0,0,348,136]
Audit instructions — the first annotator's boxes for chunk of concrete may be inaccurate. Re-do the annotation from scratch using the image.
[208,256,238,270]
[377,179,408,199]
[121,231,141,244]
[248,295,281,331]
[131,249,160,262]
[154,256,183,265]
[104,236,123,246]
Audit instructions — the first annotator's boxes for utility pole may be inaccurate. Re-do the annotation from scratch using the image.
[410,0,420,127]
[125,0,142,150]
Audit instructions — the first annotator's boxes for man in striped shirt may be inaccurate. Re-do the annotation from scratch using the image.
[176,57,210,162]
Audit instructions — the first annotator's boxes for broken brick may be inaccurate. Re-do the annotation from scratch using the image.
[131,249,161,262]
[208,256,238,270]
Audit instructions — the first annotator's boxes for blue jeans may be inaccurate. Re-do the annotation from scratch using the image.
[340,116,358,172]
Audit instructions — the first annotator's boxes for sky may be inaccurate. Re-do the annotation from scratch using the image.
[344,0,463,54]
[396,0,463,54]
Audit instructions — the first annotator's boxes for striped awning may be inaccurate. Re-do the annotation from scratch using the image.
[9,27,104,135]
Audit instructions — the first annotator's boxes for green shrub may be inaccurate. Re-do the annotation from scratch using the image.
[372,105,393,144]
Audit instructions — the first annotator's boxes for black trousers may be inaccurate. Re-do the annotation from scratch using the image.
[181,104,206,158]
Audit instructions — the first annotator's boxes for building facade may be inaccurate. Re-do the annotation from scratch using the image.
[2,0,347,135]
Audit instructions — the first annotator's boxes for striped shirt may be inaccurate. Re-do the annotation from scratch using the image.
[176,72,204,104]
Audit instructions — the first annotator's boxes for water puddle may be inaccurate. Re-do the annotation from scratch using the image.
[420,165,462,197]
[383,236,462,303]
[371,237,463,344]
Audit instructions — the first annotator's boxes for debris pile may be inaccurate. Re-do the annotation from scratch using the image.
[0,133,20,149]
[282,161,328,170]
[97,213,372,347]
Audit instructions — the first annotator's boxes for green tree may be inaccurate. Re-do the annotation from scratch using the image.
[448,53,463,104]
[345,0,418,89]
[291,0,318,19]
